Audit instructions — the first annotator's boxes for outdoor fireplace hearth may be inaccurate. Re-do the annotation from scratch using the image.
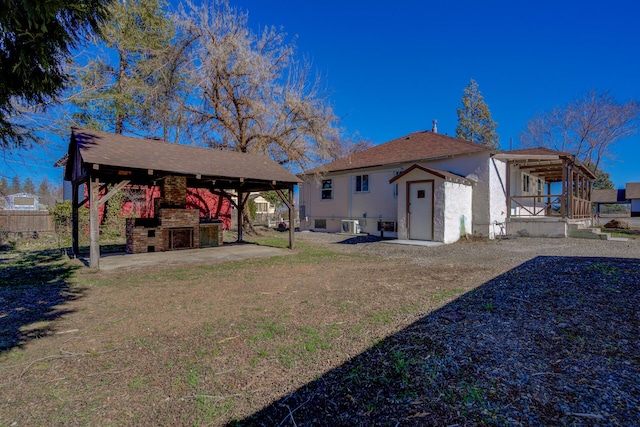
[169,227,194,250]
[126,206,201,253]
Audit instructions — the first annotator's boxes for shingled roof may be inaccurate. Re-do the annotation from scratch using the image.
[65,128,300,189]
[592,189,627,203]
[626,182,640,199]
[304,131,493,174]
[499,147,573,157]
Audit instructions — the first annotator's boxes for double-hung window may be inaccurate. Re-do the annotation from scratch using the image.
[355,174,369,193]
[321,179,333,200]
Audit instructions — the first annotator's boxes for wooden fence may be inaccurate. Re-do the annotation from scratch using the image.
[0,211,54,233]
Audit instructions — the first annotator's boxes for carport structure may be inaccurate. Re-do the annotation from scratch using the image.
[64,128,301,268]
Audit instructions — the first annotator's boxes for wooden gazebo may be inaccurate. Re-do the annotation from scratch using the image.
[494,147,597,220]
[64,128,301,268]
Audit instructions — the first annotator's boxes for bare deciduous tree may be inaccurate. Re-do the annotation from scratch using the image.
[520,89,640,171]
[182,0,342,171]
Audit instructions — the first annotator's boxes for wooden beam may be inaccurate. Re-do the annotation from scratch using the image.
[72,180,79,257]
[97,180,130,207]
[237,191,244,243]
[274,188,293,210]
[273,185,296,249]
[288,184,295,249]
[505,161,511,218]
[561,162,567,217]
[89,175,100,268]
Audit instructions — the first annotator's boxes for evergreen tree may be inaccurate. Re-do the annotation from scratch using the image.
[38,177,54,206]
[9,176,21,194]
[592,168,614,190]
[23,177,36,194]
[456,79,499,148]
[0,177,8,196]
[71,0,177,137]
[0,0,110,149]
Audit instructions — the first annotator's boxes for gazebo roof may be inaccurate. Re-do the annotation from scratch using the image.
[65,128,300,191]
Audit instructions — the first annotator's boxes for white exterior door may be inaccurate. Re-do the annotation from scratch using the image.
[408,181,433,240]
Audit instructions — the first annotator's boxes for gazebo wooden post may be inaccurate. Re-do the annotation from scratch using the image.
[89,175,100,268]
[505,161,511,218]
[237,191,244,243]
[546,182,552,216]
[561,162,567,218]
[273,184,296,249]
[287,185,295,249]
[71,180,80,257]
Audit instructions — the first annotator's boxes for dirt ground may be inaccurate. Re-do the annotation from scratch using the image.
[1,232,638,426]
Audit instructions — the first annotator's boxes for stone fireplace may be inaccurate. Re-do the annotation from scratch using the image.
[126,176,222,253]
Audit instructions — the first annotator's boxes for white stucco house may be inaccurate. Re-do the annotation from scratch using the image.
[298,129,596,244]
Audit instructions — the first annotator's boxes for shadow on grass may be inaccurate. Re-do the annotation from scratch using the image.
[336,235,382,245]
[0,249,83,352]
[234,256,640,426]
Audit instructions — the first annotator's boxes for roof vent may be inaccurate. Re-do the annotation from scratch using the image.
[432,119,438,134]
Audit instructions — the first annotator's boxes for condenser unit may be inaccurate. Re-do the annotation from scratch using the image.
[341,219,361,234]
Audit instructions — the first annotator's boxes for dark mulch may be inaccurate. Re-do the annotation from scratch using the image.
[239,256,640,426]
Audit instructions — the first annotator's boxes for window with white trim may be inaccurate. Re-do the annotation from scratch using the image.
[321,179,332,200]
[355,174,369,192]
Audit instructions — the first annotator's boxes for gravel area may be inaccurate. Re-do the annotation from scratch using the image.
[244,233,640,426]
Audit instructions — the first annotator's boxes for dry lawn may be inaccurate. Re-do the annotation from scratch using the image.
[1,232,638,426]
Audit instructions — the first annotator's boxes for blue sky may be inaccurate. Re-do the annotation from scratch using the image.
[3,0,639,188]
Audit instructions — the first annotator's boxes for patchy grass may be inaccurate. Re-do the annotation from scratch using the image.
[1,234,638,426]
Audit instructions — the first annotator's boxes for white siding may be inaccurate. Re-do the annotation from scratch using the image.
[300,151,497,241]
[394,168,472,243]
[443,181,473,244]
[488,158,507,238]
[299,167,401,234]
[425,152,492,236]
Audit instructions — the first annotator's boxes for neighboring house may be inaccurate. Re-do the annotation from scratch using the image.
[4,193,39,210]
[250,193,277,225]
[627,183,640,217]
[299,129,595,243]
[252,194,276,216]
[592,182,640,217]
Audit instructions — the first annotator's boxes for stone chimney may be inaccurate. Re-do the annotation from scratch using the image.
[432,119,438,134]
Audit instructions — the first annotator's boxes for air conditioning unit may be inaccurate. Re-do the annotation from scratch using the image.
[341,219,361,234]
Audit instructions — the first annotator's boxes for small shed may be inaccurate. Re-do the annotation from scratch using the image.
[64,128,301,268]
[390,164,475,243]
